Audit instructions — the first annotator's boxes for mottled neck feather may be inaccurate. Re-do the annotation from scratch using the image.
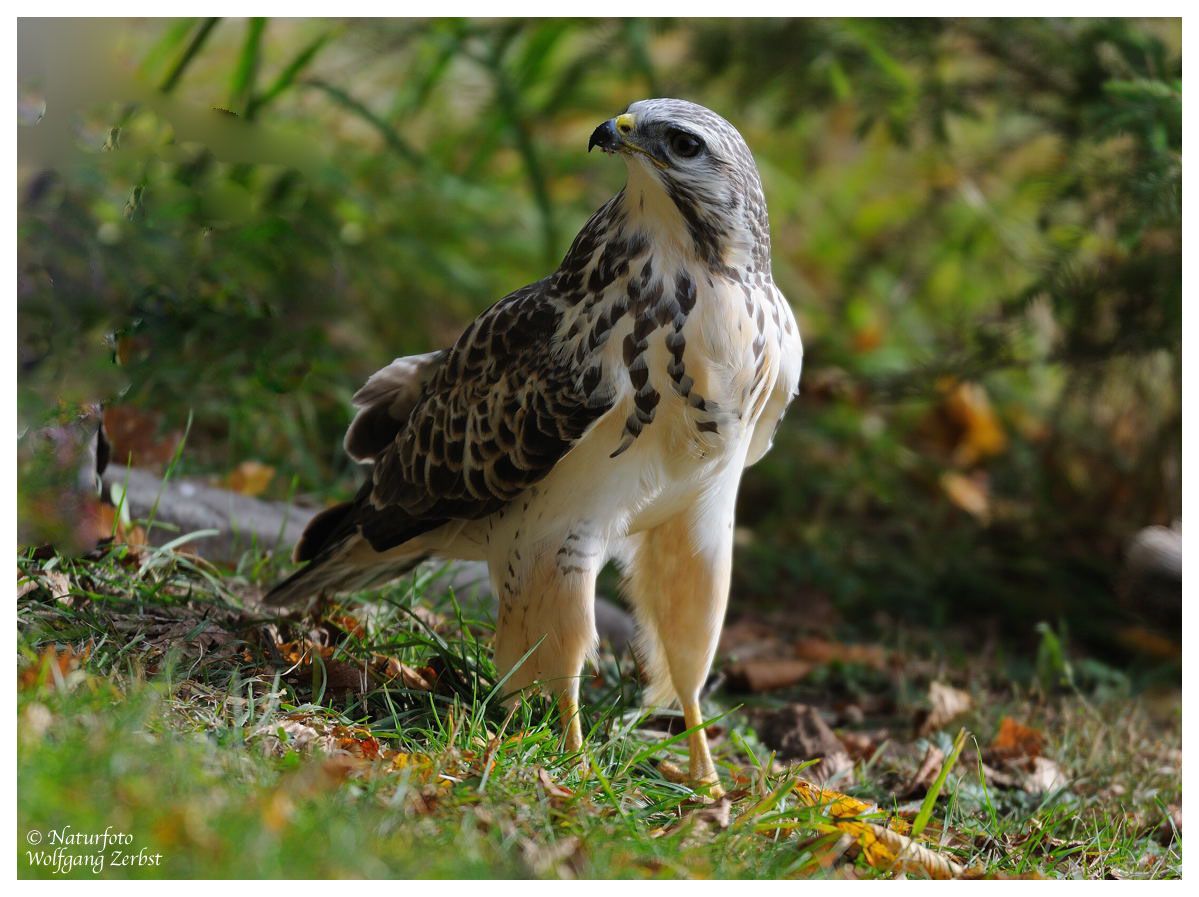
[615,160,769,276]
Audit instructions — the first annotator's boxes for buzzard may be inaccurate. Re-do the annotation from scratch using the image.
[267,99,802,795]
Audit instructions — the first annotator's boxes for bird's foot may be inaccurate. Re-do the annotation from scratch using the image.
[657,758,688,784]
[690,772,725,800]
[657,759,725,800]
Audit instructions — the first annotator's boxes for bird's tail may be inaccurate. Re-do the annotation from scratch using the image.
[262,546,428,608]
[263,496,432,608]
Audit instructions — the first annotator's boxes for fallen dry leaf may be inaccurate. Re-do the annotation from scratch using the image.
[959,870,1050,880]
[794,636,887,671]
[982,717,1069,794]
[18,643,92,691]
[225,459,275,497]
[378,655,437,691]
[837,731,884,765]
[793,780,965,879]
[915,681,973,737]
[899,743,946,799]
[536,767,574,803]
[793,832,857,874]
[17,569,73,601]
[254,715,385,763]
[252,713,464,790]
[724,658,812,692]
[254,716,325,757]
[977,762,1021,790]
[326,613,367,639]
[690,796,732,831]
[272,638,437,693]
[520,835,585,879]
[330,725,383,760]
[408,604,450,634]
[719,618,790,660]
[1019,756,1069,794]
[755,704,853,786]
[321,658,370,695]
[989,716,1045,761]
[940,470,991,521]
[939,379,1007,466]
[673,796,733,840]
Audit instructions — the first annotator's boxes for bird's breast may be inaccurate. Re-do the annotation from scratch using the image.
[581,261,781,467]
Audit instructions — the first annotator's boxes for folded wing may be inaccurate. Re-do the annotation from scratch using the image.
[301,280,618,561]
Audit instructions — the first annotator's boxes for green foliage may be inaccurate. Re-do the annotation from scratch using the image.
[1035,622,1075,693]
[689,18,1180,647]
[16,18,1180,649]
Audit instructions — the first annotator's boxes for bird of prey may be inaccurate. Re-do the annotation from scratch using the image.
[267,99,802,795]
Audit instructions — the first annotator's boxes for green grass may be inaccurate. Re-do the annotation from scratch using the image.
[17,545,1181,879]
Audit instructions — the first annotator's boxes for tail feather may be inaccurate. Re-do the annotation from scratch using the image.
[266,478,447,609]
[263,544,428,608]
[264,492,367,608]
[292,501,355,562]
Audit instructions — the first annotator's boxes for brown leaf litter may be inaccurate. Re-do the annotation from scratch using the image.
[898,743,946,799]
[915,680,973,737]
[753,703,854,786]
[982,717,1068,794]
[18,643,93,691]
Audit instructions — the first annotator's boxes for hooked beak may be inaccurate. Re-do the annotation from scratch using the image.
[588,119,622,153]
[587,112,668,168]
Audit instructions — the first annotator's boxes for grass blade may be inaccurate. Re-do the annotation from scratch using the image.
[229,17,266,115]
[247,29,335,120]
[911,726,969,840]
[138,18,199,84]
[159,18,221,94]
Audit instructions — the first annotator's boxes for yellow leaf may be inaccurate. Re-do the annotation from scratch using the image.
[225,459,275,496]
[941,380,1007,465]
[793,780,965,878]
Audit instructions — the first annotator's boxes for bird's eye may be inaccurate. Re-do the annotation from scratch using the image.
[668,130,703,159]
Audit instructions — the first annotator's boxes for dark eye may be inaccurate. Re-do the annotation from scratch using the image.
[668,130,703,159]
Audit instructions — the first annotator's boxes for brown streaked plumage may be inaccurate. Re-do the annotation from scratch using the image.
[267,99,803,796]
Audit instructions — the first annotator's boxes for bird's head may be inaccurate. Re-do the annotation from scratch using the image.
[588,98,770,271]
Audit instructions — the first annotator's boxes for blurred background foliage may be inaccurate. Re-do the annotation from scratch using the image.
[17,18,1180,660]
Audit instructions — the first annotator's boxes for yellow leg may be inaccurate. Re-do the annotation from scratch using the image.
[683,701,724,798]
[559,692,583,753]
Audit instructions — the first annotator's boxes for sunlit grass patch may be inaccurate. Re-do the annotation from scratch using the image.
[17,546,1181,880]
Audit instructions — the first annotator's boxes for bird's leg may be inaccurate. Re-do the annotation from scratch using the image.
[682,701,722,796]
[623,493,736,799]
[491,533,599,759]
[558,692,583,753]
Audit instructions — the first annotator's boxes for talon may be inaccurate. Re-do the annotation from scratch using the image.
[658,759,688,784]
[691,774,725,800]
